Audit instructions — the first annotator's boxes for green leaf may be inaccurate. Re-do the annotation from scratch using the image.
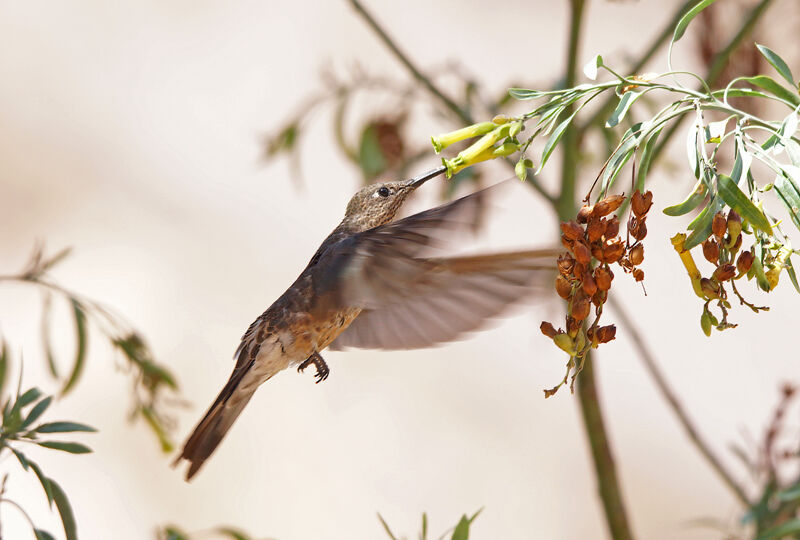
[536,109,579,174]
[508,88,542,100]
[35,421,97,434]
[705,118,729,143]
[216,527,252,540]
[41,293,59,378]
[451,509,482,540]
[740,75,800,107]
[61,300,88,396]
[686,118,700,179]
[755,43,796,88]
[583,54,603,81]
[37,441,92,454]
[663,180,706,216]
[50,479,78,540]
[10,446,30,470]
[717,174,772,234]
[778,483,800,502]
[756,518,800,540]
[635,125,664,191]
[35,530,57,540]
[28,459,55,506]
[752,242,771,292]
[162,527,190,540]
[18,387,43,409]
[773,173,800,230]
[377,513,398,540]
[21,396,52,430]
[685,198,722,249]
[140,406,174,453]
[0,338,8,398]
[786,258,800,294]
[673,0,718,43]
[600,123,642,192]
[421,512,428,540]
[606,91,640,128]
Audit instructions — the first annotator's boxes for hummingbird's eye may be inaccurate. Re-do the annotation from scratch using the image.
[377,187,390,197]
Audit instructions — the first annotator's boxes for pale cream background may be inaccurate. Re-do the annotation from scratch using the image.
[0,1,797,539]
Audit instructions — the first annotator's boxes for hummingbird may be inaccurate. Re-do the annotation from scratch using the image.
[174,166,554,480]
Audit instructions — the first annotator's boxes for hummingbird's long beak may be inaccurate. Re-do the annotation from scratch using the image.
[403,165,448,189]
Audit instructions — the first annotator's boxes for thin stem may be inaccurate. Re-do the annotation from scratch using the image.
[607,295,751,506]
[348,0,471,125]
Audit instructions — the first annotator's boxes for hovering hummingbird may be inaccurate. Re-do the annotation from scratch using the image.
[174,166,554,480]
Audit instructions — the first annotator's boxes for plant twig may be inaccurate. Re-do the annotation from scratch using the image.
[348,0,471,125]
[607,295,750,507]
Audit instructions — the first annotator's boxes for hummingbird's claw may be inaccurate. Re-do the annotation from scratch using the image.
[298,351,329,384]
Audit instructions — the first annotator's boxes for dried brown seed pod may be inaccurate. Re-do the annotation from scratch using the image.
[586,218,605,243]
[555,275,572,298]
[595,324,617,343]
[557,254,575,277]
[566,315,582,336]
[630,218,648,241]
[712,212,727,240]
[631,190,653,217]
[576,205,594,224]
[591,244,604,261]
[737,250,754,274]
[700,277,720,299]
[602,240,625,264]
[594,266,614,291]
[604,216,620,238]
[582,269,597,296]
[560,220,584,241]
[593,195,626,217]
[571,290,591,321]
[713,264,736,282]
[702,240,719,264]
[632,268,645,281]
[591,289,607,307]
[573,241,592,265]
[629,243,644,265]
[540,321,558,339]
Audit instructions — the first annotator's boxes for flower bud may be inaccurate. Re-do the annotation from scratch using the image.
[700,277,720,299]
[712,264,736,282]
[736,250,754,274]
[582,269,598,296]
[573,241,592,265]
[555,275,572,298]
[727,210,742,242]
[577,205,594,224]
[540,321,558,338]
[593,195,626,217]
[712,212,727,240]
[702,240,719,264]
[586,218,604,242]
[604,216,620,238]
[602,240,625,264]
[629,244,644,265]
[631,190,653,217]
[560,221,584,241]
[594,266,614,291]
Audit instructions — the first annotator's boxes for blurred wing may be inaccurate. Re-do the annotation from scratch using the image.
[328,249,557,351]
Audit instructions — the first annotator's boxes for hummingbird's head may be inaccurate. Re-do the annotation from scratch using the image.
[341,167,445,231]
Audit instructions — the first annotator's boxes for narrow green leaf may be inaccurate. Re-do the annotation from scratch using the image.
[741,75,800,107]
[28,459,54,506]
[601,123,643,192]
[216,527,252,540]
[508,88,541,100]
[536,109,579,174]
[0,339,8,398]
[752,242,771,292]
[685,198,722,249]
[717,174,772,234]
[21,396,52,430]
[35,421,97,434]
[37,441,92,454]
[50,479,78,540]
[583,54,603,81]
[61,299,88,396]
[377,513,398,540]
[773,174,800,230]
[451,515,471,540]
[41,293,59,378]
[35,530,57,540]
[162,527,190,540]
[10,446,30,470]
[756,518,800,540]
[606,91,640,128]
[421,513,428,540]
[635,125,664,191]
[755,43,796,88]
[18,388,43,409]
[786,258,800,294]
[705,118,729,143]
[663,180,706,216]
[778,483,800,502]
[686,118,700,179]
[673,0,718,43]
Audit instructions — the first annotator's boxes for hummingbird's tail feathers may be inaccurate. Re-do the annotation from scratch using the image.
[173,363,257,481]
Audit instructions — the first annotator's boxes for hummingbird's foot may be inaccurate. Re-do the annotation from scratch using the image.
[298,352,329,383]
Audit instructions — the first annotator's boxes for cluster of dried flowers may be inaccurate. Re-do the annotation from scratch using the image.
[540,190,653,397]
[671,209,766,335]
